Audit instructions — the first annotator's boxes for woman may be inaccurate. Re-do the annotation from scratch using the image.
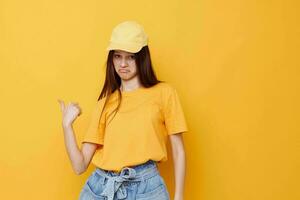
[58,20,188,200]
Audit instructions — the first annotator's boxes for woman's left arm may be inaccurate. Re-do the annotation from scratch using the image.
[169,133,186,200]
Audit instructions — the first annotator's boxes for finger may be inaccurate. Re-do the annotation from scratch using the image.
[74,105,82,113]
[71,103,80,109]
[57,99,65,112]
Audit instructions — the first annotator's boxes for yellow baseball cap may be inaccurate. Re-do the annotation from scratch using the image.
[106,20,148,53]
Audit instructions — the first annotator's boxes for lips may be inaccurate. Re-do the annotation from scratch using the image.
[119,70,129,73]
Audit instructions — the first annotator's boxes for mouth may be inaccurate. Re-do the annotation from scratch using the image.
[119,70,129,73]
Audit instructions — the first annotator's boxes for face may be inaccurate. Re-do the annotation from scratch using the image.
[113,50,138,81]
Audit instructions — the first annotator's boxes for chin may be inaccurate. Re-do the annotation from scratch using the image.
[119,74,130,79]
[118,71,138,79]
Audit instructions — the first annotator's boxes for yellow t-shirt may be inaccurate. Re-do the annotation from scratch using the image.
[81,82,188,172]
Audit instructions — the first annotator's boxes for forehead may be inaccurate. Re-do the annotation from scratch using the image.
[113,50,135,55]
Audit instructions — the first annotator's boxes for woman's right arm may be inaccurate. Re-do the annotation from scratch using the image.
[62,124,99,175]
[58,99,99,175]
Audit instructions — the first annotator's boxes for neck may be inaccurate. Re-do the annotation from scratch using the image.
[120,77,143,92]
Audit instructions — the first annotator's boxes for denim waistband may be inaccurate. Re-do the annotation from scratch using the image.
[94,160,158,200]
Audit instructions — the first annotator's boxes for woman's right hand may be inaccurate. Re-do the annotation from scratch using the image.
[57,99,82,127]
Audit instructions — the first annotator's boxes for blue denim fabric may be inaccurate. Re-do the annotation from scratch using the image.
[79,160,170,200]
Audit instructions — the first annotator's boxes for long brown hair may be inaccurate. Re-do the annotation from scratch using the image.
[97,45,164,125]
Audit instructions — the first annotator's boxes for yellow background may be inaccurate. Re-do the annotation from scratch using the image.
[0,0,299,199]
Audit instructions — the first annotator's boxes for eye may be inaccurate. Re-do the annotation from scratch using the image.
[129,55,136,59]
[114,54,120,58]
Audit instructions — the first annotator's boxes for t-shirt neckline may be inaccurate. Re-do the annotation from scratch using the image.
[120,86,147,96]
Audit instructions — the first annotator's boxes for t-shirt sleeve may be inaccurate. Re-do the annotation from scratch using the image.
[82,99,106,145]
[162,84,188,135]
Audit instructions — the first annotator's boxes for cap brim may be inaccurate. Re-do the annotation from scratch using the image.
[106,42,145,53]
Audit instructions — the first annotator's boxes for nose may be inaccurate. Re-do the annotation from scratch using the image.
[120,58,128,68]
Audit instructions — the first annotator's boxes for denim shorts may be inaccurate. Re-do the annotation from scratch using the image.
[79,160,170,200]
